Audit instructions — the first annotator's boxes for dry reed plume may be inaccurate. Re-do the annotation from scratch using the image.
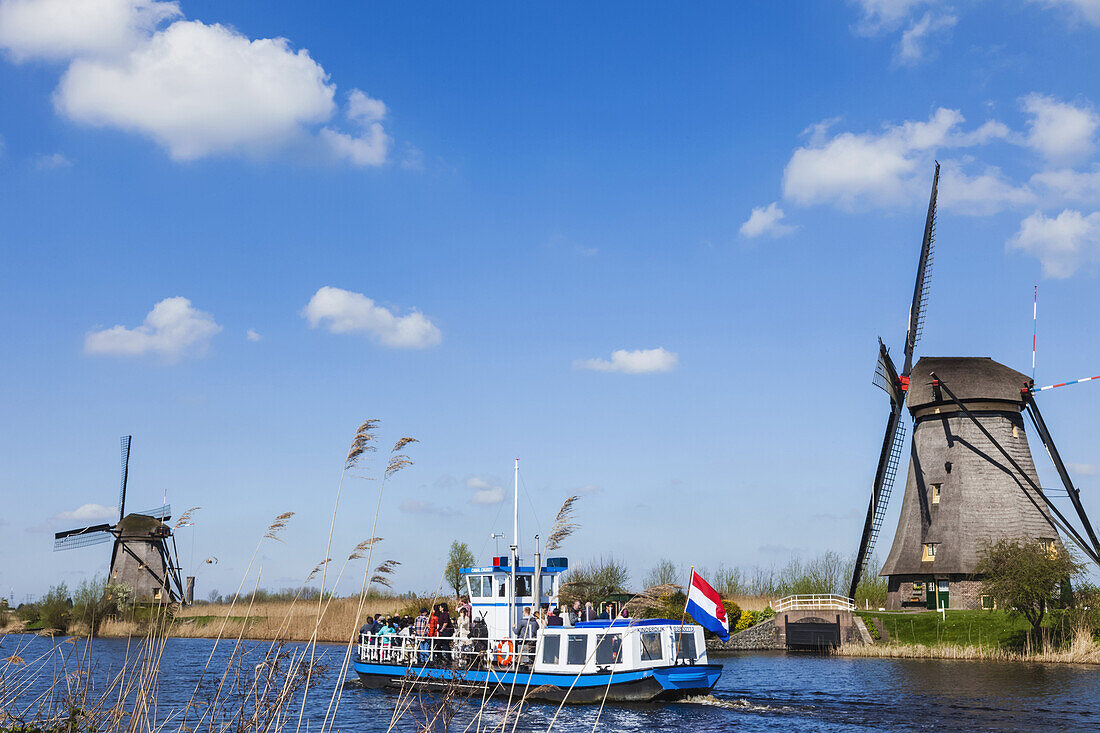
[546,495,579,552]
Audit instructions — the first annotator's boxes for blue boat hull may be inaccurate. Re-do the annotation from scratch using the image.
[352,661,721,703]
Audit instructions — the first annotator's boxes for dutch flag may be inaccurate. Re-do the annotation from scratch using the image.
[685,569,729,642]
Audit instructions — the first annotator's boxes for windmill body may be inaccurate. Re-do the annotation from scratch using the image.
[880,357,1063,609]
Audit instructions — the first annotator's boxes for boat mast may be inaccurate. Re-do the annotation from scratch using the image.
[510,458,519,633]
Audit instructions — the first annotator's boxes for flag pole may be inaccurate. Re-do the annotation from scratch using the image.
[677,566,693,664]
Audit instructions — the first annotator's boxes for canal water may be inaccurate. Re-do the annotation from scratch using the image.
[1,634,1097,731]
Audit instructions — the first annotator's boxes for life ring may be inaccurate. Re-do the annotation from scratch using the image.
[495,639,514,666]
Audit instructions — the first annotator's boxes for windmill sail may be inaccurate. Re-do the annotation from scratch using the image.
[54,522,114,551]
[119,435,132,522]
[849,164,940,599]
[850,344,906,597]
[903,162,938,375]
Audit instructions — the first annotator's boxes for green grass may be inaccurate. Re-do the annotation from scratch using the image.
[857,610,1037,648]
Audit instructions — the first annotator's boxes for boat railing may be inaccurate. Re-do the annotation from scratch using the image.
[773,594,856,612]
[357,632,538,669]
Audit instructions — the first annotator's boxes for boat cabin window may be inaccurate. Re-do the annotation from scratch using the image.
[567,634,587,665]
[640,632,663,661]
[498,579,507,597]
[542,634,561,664]
[467,575,491,598]
[595,633,622,665]
[675,631,696,661]
[516,575,532,597]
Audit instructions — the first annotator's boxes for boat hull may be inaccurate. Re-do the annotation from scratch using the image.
[352,661,721,703]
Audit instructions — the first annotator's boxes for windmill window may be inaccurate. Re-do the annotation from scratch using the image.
[981,595,995,610]
[1012,424,1019,438]
[931,484,941,504]
[922,543,937,561]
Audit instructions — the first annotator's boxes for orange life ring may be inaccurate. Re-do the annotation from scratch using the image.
[495,639,514,666]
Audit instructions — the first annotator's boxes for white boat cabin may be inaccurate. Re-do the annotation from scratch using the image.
[462,555,568,639]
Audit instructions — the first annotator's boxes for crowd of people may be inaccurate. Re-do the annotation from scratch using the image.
[358,596,627,668]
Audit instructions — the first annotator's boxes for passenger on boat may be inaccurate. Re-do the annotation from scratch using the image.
[596,604,610,621]
[428,603,451,663]
[470,615,488,663]
[545,607,563,626]
[456,607,471,652]
[514,607,540,667]
[583,601,597,622]
[414,608,431,663]
[378,617,398,661]
[458,595,472,619]
[568,600,582,626]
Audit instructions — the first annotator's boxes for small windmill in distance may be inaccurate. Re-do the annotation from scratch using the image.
[54,436,188,604]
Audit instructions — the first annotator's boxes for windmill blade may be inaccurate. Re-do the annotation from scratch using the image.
[902,162,939,377]
[55,532,113,551]
[119,435,132,522]
[55,522,113,540]
[131,504,171,521]
[872,339,901,404]
[850,342,908,598]
[849,405,906,598]
[54,523,113,551]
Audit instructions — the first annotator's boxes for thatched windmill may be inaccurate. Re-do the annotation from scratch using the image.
[54,436,186,604]
[848,164,1100,609]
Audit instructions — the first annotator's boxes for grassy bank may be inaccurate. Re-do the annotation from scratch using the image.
[844,610,1100,664]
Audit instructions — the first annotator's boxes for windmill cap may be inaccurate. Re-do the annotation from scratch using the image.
[907,357,1030,410]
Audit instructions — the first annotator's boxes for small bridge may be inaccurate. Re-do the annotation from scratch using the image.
[772,595,862,650]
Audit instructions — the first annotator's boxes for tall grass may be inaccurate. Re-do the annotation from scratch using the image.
[839,626,1100,664]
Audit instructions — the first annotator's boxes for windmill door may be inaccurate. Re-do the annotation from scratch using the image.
[937,580,949,609]
[925,580,937,610]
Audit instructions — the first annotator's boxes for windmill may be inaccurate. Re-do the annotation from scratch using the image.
[848,163,1100,610]
[54,436,186,604]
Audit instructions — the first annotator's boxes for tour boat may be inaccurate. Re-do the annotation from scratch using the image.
[352,461,722,703]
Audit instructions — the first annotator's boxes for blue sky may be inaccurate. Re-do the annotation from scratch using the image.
[3,0,1100,600]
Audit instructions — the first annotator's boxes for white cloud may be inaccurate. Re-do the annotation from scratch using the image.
[1022,94,1099,163]
[783,108,1012,210]
[54,503,116,521]
[1031,0,1100,25]
[1008,209,1100,277]
[939,162,1034,215]
[85,296,222,360]
[1069,462,1100,475]
[303,286,441,349]
[246,328,262,342]
[32,151,71,168]
[1031,167,1100,204]
[850,0,932,34]
[56,20,336,161]
[572,484,600,495]
[574,347,678,374]
[0,0,180,62]
[895,12,956,66]
[320,88,391,166]
[465,477,504,505]
[740,201,796,238]
[0,2,394,166]
[400,500,460,517]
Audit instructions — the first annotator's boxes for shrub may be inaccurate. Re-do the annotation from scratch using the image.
[734,611,756,633]
[40,583,72,632]
[722,600,742,629]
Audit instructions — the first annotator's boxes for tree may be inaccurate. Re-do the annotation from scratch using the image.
[643,559,680,589]
[975,538,1084,638]
[560,556,630,605]
[444,541,476,596]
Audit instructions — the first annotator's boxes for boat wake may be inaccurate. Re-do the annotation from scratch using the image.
[677,695,792,714]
